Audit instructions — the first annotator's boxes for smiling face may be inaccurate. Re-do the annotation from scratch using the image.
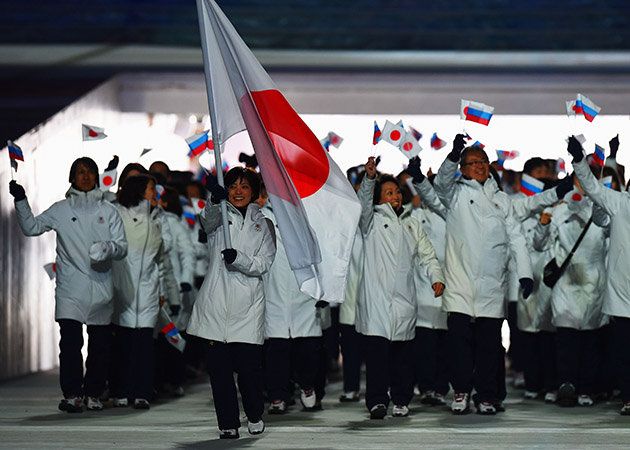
[73,162,98,192]
[228,177,253,208]
[461,149,490,183]
[378,181,403,211]
[144,180,158,207]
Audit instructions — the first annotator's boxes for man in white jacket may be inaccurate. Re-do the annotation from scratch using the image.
[435,136,533,415]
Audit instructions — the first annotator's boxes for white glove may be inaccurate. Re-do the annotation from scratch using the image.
[89,241,113,263]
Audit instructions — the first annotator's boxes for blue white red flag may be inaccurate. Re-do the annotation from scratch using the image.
[573,94,601,122]
[520,174,544,197]
[186,131,214,158]
[7,140,23,171]
[409,126,422,142]
[158,306,186,352]
[460,100,494,126]
[182,205,196,227]
[496,150,518,161]
[197,0,361,302]
[593,144,606,167]
[372,121,382,145]
[430,133,446,150]
[471,141,485,149]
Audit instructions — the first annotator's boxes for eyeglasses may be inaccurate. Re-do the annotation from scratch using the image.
[461,159,489,167]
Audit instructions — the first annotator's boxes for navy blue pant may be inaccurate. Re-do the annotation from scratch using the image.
[113,326,155,400]
[413,327,449,395]
[265,337,321,402]
[340,324,362,393]
[556,327,599,395]
[611,317,630,402]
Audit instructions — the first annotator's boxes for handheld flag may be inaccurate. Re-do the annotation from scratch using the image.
[471,141,485,149]
[409,126,423,142]
[82,124,107,141]
[320,136,331,151]
[381,120,406,147]
[190,197,207,214]
[496,150,519,161]
[156,184,165,200]
[592,144,606,167]
[7,140,23,171]
[556,158,566,174]
[460,100,494,126]
[566,100,577,117]
[182,205,196,227]
[43,263,57,280]
[397,130,422,159]
[520,174,544,197]
[196,0,361,302]
[186,131,214,158]
[327,131,343,149]
[158,306,186,352]
[99,169,117,191]
[430,133,446,150]
[573,94,601,122]
[372,121,382,145]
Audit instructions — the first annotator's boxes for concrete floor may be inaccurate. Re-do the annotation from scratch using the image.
[1,370,629,449]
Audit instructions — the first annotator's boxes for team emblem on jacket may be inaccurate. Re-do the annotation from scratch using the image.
[254,223,261,232]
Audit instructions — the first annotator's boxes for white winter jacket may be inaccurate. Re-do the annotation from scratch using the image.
[434,159,532,319]
[159,210,195,287]
[112,201,167,329]
[355,177,444,341]
[262,206,322,339]
[536,197,608,330]
[15,187,128,325]
[187,202,276,345]
[574,159,630,319]
[339,229,363,326]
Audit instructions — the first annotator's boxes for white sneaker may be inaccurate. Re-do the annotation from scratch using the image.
[392,405,409,417]
[133,398,150,410]
[58,397,83,413]
[268,400,287,414]
[477,401,497,415]
[513,372,525,388]
[113,397,128,407]
[247,419,265,435]
[544,392,557,404]
[369,403,387,419]
[219,429,239,439]
[451,393,470,415]
[339,391,360,402]
[620,401,630,415]
[524,390,538,399]
[300,388,316,409]
[578,395,594,407]
[413,386,421,396]
[85,397,103,411]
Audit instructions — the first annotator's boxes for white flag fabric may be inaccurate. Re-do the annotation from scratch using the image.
[190,197,207,214]
[327,131,344,149]
[381,120,406,147]
[99,169,117,191]
[82,124,107,141]
[196,0,361,302]
[397,130,423,159]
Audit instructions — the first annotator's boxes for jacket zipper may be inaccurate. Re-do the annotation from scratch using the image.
[135,210,150,328]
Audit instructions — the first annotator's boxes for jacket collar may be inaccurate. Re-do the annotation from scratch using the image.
[65,186,104,201]
[227,202,262,222]
[374,202,412,220]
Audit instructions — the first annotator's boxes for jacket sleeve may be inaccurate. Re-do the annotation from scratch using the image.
[174,221,195,285]
[414,178,447,220]
[592,203,611,228]
[434,158,458,208]
[574,159,625,216]
[158,241,182,306]
[532,221,552,252]
[511,188,558,221]
[14,198,58,236]
[506,209,533,280]
[199,202,222,234]
[107,206,128,260]
[414,223,444,285]
[357,176,376,235]
[230,218,277,277]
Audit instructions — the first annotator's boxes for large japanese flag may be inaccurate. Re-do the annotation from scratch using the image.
[196,0,360,302]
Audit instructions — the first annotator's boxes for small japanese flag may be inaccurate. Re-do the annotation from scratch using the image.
[327,131,344,149]
[43,263,57,280]
[190,197,207,214]
[82,124,107,141]
[381,120,406,147]
[397,130,423,159]
[99,169,117,191]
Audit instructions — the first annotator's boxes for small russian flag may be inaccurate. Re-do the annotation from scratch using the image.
[573,94,601,122]
[496,150,518,161]
[461,100,494,126]
[471,141,485,149]
[593,144,605,167]
[430,133,446,150]
[182,205,196,227]
[7,140,23,171]
[601,176,613,189]
[186,131,214,158]
[373,121,382,145]
[520,174,545,197]
[409,126,423,142]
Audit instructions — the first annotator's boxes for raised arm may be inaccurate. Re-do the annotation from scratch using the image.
[511,176,572,221]
[357,157,377,235]
[228,217,276,277]
[407,156,447,219]
[11,182,58,236]
[434,134,466,208]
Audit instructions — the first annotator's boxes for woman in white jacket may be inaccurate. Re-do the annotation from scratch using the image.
[187,168,276,439]
[111,174,167,410]
[9,157,127,413]
[356,157,444,420]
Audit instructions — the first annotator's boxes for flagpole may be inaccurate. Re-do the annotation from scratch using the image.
[195,0,232,249]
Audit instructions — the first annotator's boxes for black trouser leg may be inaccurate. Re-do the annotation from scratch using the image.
[58,319,85,398]
[314,336,327,401]
[110,325,128,398]
[556,327,580,387]
[340,324,362,393]
[539,331,558,392]
[577,329,599,396]
[84,324,112,398]
[233,343,264,423]
[389,340,414,407]
[293,337,322,391]
[496,340,507,402]
[473,317,502,403]
[206,341,240,430]
[612,316,630,402]
[507,302,524,372]
[447,313,474,394]
[414,327,437,393]
[265,338,291,402]
[522,331,542,392]
[125,328,154,400]
[362,334,390,410]
[434,329,450,395]
[323,307,341,368]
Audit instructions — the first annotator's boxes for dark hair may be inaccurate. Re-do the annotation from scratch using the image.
[224,167,261,202]
[489,166,503,191]
[160,186,183,216]
[186,181,206,199]
[461,146,489,165]
[523,157,547,176]
[373,174,400,205]
[149,160,170,174]
[150,171,168,186]
[118,174,156,208]
[68,157,99,186]
[119,163,148,188]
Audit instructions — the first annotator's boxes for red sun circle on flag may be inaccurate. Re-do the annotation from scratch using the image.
[88,129,98,137]
[390,130,401,141]
[572,193,582,202]
[102,176,113,186]
[197,199,206,209]
[402,142,413,151]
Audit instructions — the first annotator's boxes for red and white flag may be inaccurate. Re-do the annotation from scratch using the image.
[397,130,422,159]
[99,169,117,191]
[82,124,107,141]
[190,197,207,214]
[197,0,360,302]
[381,120,406,147]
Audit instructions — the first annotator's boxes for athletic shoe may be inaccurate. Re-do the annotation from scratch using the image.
[451,393,470,415]
[113,397,128,407]
[339,391,360,402]
[524,390,539,399]
[513,372,526,388]
[268,400,287,415]
[247,419,265,435]
[419,390,436,405]
[85,397,103,411]
[219,429,239,439]
[369,403,387,419]
[173,386,185,397]
[544,392,557,404]
[392,405,410,417]
[558,383,577,407]
[58,397,83,413]
[620,401,630,416]
[133,398,150,410]
[577,394,594,407]
[477,401,497,415]
[300,388,317,409]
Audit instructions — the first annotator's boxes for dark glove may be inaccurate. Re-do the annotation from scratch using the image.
[169,304,181,317]
[407,156,425,184]
[198,228,208,244]
[609,134,620,159]
[315,300,329,308]
[9,180,26,201]
[555,174,574,199]
[519,278,534,300]
[221,248,237,265]
[205,175,227,204]
[180,282,192,293]
[447,134,467,162]
[105,155,119,171]
[567,136,584,163]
